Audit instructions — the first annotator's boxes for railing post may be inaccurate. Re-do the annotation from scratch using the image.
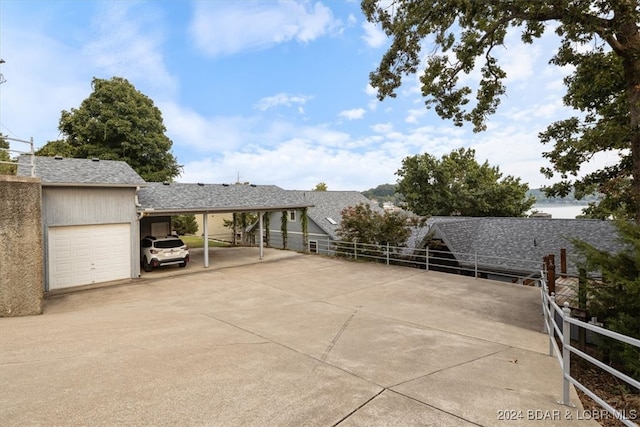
[548,254,556,296]
[548,293,556,357]
[425,246,429,271]
[29,137,35,177]
[560,248,567,279]
[354,240,357,260]
[474,250,478,278]
[386,243,389,265]
[561,302,572,406]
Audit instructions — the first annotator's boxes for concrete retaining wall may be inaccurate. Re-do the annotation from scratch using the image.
[0,175,43,316]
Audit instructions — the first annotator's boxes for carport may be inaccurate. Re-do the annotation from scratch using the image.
[136,182,314,268]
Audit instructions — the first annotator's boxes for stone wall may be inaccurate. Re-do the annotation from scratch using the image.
[0,175,43,316]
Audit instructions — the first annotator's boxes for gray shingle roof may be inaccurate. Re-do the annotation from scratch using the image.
[419,217,624,275]
[286,191,383,239]
[17,155,145,186]
[138,182,313,213]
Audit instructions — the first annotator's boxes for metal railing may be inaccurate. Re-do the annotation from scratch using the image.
[311,238,543,284]
[540,274,640,426]
[0,136,35,176]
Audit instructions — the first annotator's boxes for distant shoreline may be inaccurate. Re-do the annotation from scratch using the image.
[529,204,589,219]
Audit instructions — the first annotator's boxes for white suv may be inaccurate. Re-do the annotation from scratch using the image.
[141,236,189,272]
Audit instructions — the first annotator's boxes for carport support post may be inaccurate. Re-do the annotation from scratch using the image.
[203,212,209,268]
[259,212,264,260]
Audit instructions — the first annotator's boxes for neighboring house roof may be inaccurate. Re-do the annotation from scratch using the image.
[17,155,145,187]
[416,216,624,275]
[137,182,314,215]
[282,190,383,239]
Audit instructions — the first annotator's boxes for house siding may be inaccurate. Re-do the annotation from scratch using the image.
[264,211,332,252]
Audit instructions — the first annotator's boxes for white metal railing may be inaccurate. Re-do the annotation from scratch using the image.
[0,136,35,176]
[541,273,640,426]
[310,238,543,283]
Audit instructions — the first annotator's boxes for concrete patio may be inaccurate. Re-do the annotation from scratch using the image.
[0,250,595,426]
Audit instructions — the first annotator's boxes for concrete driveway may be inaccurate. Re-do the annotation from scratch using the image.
[1,251,594,426]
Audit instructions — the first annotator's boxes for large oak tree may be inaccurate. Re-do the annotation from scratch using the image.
[362,0,640,222]
[38,77,181,182]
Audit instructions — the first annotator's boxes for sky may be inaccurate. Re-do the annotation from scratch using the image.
[0,0,614,192]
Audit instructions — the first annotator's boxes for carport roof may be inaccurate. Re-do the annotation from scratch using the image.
[18,155,145,187]
[138,182,314,214]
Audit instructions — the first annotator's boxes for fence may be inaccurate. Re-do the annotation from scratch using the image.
[0,136,35,176]
[540,274,640,426]
[306,238,639,424]
[311,238,542,284]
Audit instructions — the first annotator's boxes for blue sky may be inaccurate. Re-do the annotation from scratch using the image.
[0,0,613,191]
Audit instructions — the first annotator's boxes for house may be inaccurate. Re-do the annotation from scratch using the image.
[194,213,234,242]
[14,156,313,293]
[411,216,624,282]
[250,190,383,253]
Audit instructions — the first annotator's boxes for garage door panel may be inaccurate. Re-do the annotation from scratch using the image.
[48,224,131,290]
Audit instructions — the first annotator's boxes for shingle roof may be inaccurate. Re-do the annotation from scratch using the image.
[138,182,313,214]
[419,217,624,275]
[17,155,145,186]
[285,191,383,239]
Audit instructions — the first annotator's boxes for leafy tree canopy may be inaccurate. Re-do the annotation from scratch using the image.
[313,182,328,191]
[337,202,411,248]
[396,148,535,217]
[37,77,181,182]
[171,215,198,236]
[0,136,16,175]
[362,0,640,222]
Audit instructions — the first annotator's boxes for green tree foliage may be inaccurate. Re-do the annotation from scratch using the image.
[171,215,198,236]
[362,0,640,222]
[35,139,76,158]
[313,182,328,191]
[396,148,534,217]
[280,211,288,249]
[37,77,181,182]
[337,203,411,248]
[574,221,640,379]
[0,136,16,175]
[361,183,404,207]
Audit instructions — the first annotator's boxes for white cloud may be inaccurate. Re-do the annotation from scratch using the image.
[83,2,176,95]
[179,141,397,191]
[361,21,387,48]
[338,108,366,120]
[190,1,341,57]
[405,108,427,124]
[254,93,311,111]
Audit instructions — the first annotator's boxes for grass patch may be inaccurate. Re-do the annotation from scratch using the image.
[180,236,230,248]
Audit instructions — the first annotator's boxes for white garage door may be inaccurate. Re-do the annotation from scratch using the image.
[48,224,131,290]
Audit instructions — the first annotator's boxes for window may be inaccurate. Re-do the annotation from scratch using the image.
[309,240,318,253]
[288,210,296,222]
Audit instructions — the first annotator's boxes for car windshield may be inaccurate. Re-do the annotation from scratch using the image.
[155,239,185,249]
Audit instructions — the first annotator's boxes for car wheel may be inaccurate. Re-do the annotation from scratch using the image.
[143,256,153,272]
[179,261,187,268]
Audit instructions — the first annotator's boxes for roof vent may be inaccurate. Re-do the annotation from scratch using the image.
[54,156,63,160]
[250,184,257,187]
[163,181,170,185]
[222,183,229,187]
[197,182,204,186]
[91,158,100,162]
[326,217,338,225]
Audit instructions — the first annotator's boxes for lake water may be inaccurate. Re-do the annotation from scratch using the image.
[529,205,589,219]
